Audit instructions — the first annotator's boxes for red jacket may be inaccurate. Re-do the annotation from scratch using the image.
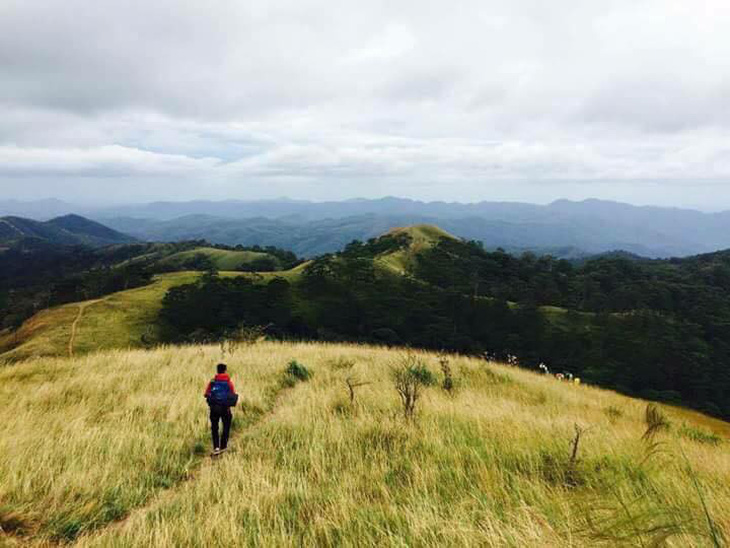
[204,373,236,397]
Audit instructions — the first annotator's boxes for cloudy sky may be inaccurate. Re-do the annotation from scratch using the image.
[1,0,729,208]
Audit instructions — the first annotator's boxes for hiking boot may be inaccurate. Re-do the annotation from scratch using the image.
[212,448,221,456]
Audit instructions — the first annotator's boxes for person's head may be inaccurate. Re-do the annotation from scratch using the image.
[216,363,227,375]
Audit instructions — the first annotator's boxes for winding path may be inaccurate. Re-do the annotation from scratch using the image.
[67,299,103,358]
[83,381,294,542]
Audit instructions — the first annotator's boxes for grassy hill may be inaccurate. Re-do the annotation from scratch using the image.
[0,342,728,546]
[0,265,310,363]
[375,224,456,274]
[0,224,588,363]
[155,246,278,271]
[0,272,200,362]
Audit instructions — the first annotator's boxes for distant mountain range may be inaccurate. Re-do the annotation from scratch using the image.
[0,214,136,247]
[3,196,730,257]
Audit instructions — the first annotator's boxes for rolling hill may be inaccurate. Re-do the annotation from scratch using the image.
[90,197,730,258]
[155,247,280,272]
[0,272,200,361]
[0,265,308,362]
[11,196,730,257]
[375,224,456,274]
[0,342,728,546]
[5,223,730,420]
[0,214,135,247]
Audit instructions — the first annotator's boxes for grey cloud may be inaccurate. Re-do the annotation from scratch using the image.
[1,0,730,207]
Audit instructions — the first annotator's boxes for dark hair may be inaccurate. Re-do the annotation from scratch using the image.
[217,363,227,374]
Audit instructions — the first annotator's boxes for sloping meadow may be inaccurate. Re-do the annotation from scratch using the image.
[0,342,728,546]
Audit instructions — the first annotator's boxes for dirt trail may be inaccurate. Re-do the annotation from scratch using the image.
[81,382,293,543]
[67,299,104,358]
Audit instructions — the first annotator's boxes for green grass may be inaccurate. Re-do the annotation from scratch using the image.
[155,247,276,271]
[376,224,457,274]
[0,272,201,362]
[0,264,309,363]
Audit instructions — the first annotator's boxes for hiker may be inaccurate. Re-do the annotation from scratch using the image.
[204,363,238,456]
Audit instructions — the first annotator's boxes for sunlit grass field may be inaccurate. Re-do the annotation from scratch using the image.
[0,267,309,363]
[0,272,200,362]
[1,341,728,547]
[155,247,274,271]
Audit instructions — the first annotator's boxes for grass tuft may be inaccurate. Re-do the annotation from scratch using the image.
[285,359,312,382]
[679,424,723,446]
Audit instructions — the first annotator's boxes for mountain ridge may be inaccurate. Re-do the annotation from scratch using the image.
[0,214,136,247]
[5,197,730,257]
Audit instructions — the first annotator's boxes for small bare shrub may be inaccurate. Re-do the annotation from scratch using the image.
[344,376,370,406]
[604,405,623,421]
[391,354,436,420]
[439,355,454,393]
[569,423,586,466]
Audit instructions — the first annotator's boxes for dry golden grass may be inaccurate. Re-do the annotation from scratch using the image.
[1,342,728,547]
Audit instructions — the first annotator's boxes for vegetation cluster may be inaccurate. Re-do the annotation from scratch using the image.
[158,235,730,419]
[0,239,300,335]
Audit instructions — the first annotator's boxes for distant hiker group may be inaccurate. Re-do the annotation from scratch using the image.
[204,363,238,456]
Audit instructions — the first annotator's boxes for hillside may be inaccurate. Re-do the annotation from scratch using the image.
[0,265,308,363]
[0,214,135,247]
[375,224,456,274]
[155,246,280,271]
[0,342,728,546]
[6,223,730,418]
[0,272,200,361]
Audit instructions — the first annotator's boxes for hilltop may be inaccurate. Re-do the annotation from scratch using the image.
[0,214,135,247]
[0,342,728,546]
[375,224,456,274]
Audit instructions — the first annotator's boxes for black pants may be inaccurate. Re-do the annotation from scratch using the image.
[209,405,232,449]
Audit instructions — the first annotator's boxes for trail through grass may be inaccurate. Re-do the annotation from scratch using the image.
[1,342,728,547]
[68,299,105,358]
[0,273,201,361]
[95,367,299,541]
[0,344,285,543]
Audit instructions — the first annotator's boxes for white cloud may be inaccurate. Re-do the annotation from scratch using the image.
[0,145,220,177]
[1,0,730,207]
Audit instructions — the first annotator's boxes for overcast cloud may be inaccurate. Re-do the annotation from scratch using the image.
[1,0,729,208]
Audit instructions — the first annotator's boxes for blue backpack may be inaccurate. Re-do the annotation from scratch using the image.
[208,379,238,407]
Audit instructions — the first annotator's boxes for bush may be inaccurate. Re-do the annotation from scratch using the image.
[286,360,312,382]
[391,354,436,419]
